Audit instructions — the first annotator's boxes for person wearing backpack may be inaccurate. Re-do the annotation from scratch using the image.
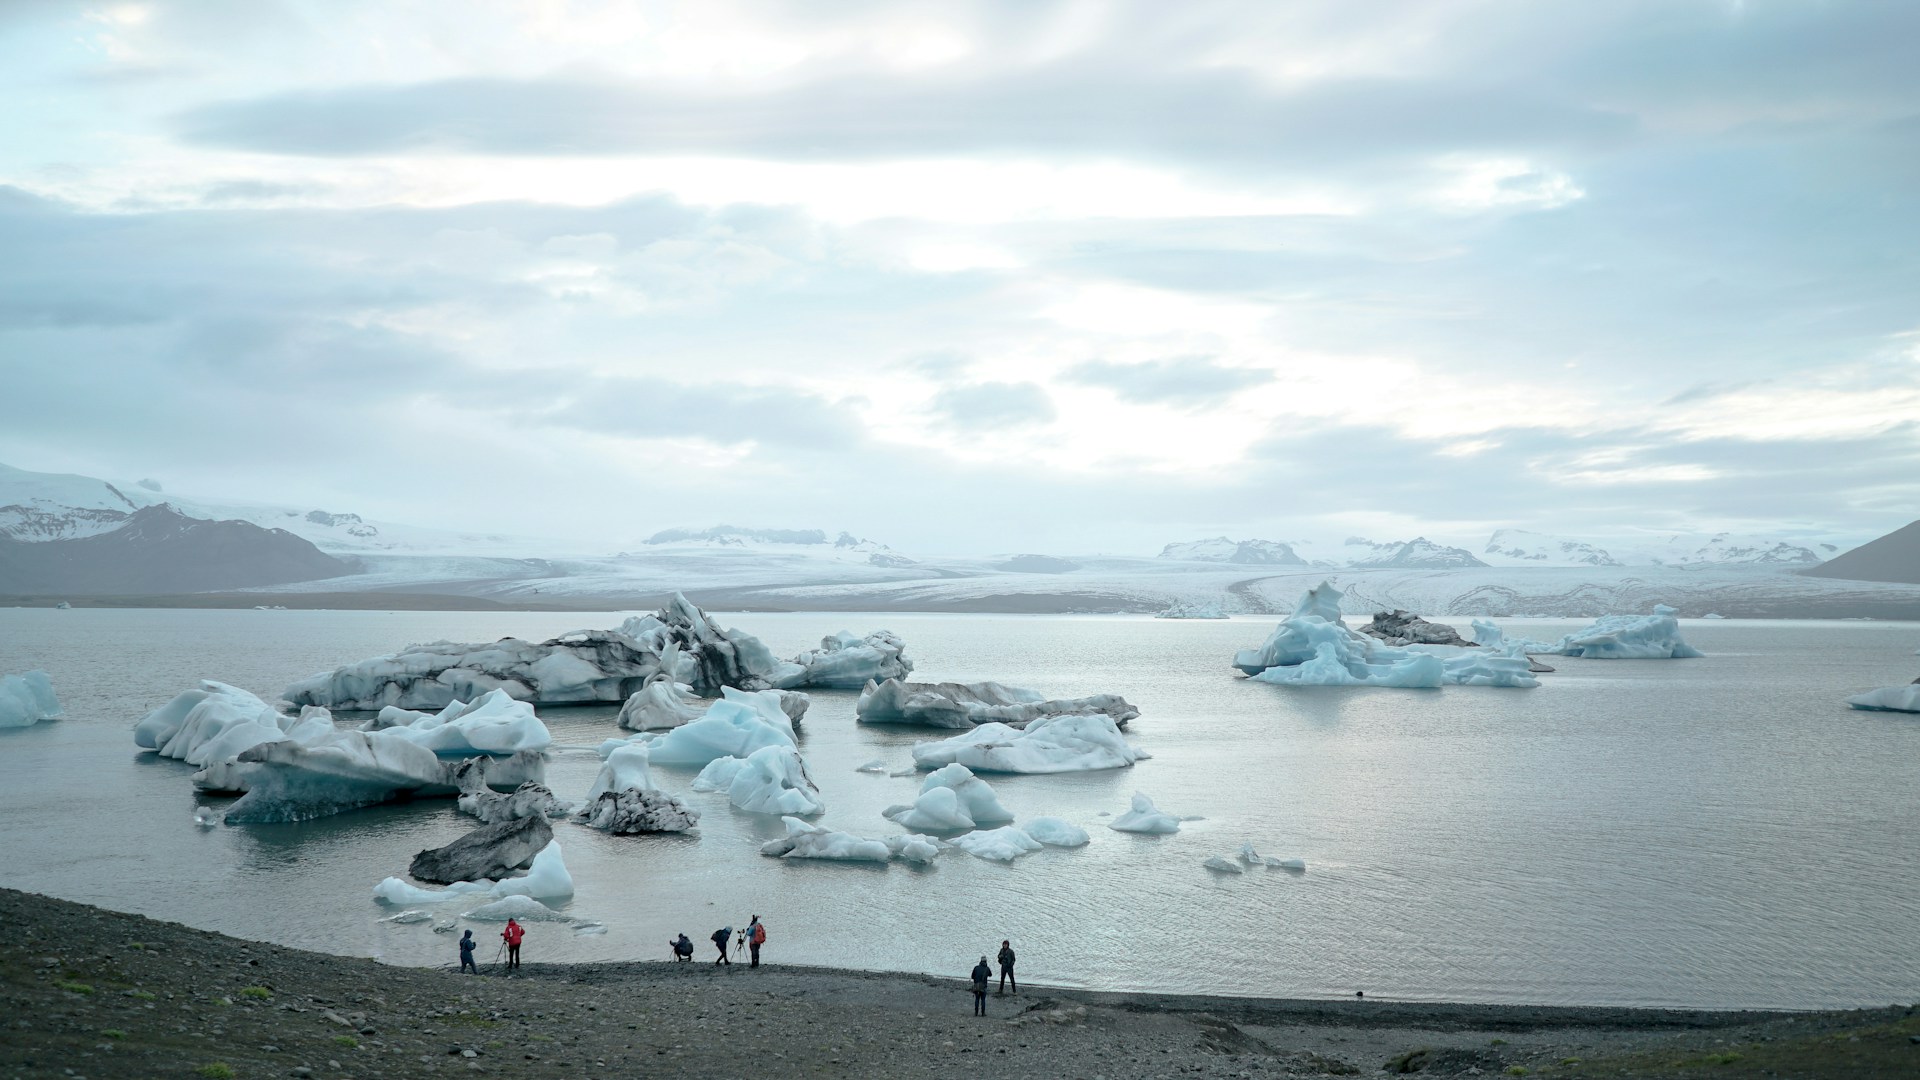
[711,926,733,966]
[747,915,766,967]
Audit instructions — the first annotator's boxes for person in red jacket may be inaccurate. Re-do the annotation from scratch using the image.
[502,918,525,971]
[747,915,766,967]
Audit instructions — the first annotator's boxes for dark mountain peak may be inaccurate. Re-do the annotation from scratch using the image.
[1802,520,1920,585]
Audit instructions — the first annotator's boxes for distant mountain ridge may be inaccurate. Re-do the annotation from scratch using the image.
[0,504,351,594]
[1158,537,1307,565]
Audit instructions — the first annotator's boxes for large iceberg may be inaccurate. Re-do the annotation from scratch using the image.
[573,744,699,834]
[857,678,1140,729]
[883,764,1013,831]
[784,630,913,688]
[135,681,329,767]
[216,735,545,824]
[692,745,825,815]
[1109,792,1181,834]
[373,838,573,904]
[909,714,1148,773]
[285,592,800,710]
[1847,680,1920,714]
[1234,582,1539,688]
[359,690,552,756]
[643,689,798,767]
[0,670,62,729]
[1545,606,1705,659]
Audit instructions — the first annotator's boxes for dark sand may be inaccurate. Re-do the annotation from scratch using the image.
[5,889,1916,1079]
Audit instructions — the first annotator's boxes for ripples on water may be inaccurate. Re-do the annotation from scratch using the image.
[3,608,1918,1008]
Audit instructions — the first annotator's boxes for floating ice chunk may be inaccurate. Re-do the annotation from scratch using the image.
[384,910,434,925]
[614,677,706,732]
[287,592,795,709]
[1236,582,1539,688]
[573,743,699,833]
[1266,857,1307,871]
[884,785,973,831]
[193,806,220,828]
[644,690,797,767]
[134,682,315,766]
[1156,600,1228,619]
[857,679,1139,729]
[0,670,61,729]
[373,877,489,905]
[909,714,1148,773]
[1847,682,1920,714]
[760,816,893,862]
[885,833,943,864]
[1237,841,1261,864]
[1547,605,1704,659]
[1021,817,1090,847]
[784,630,913,689]
[217,733,545,824]
[856,759,887,773]
[884,764,1012,832]
[374,839,572,905]
[1109,793,1181,834]
[458,782,571,823]
[573,922,608,936]
[463,895,572,922]
[952,826,1045,862]
[693,745,825,815]
[361,690,551,756]
[1203,856,1244,873]
[410,815,552,884]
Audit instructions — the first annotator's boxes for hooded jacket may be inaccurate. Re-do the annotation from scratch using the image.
[970,959,992,990]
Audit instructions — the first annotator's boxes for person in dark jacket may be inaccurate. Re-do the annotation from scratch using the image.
[670,933,694,961]
[996,939,1017,994]
[711,926,733,966]
[458,930,477,975]
[970,955,992,1015]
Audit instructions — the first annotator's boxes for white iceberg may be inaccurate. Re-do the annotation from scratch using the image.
[373,838,573,904]
[1546,606,1705,659]
[1267,857,1307,871]
[909,714,1148,774]
[885,833,943,864]
[883,764,1012,831]
[1022,816,1091,847]
[135,681,327,766]
[573,743,699,833]
[693,745,825,816]
[1203,856,1244,873]
[784,630,913,689]
[857,678,1140,729]
[0,670,62,729]
[951,826,1045,862]
[285,592,799,710]
[1109,792,1181,834]
[1847,682,1920,714]
[759,816,893,862]
[1235,582,1539,688]
[360,690,552,756]
[643,689,798,767]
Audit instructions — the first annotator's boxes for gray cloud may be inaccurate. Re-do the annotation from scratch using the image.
[1066,356,1268,407]
[928,382,1056,430]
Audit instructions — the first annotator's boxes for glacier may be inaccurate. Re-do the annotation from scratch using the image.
[0,670,63,729]
[1155,600,1228,619]
[883,764,1014,832]
[1234,582,1538,688]
[573,743,699,834]
[908,714,1148,773]
[1847,681,1920,714]
[1109,793,1181,834]
[692,745,826,816]
[856,678,1140,729]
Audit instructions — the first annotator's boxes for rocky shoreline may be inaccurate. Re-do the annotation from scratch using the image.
[4,888,1915,1079]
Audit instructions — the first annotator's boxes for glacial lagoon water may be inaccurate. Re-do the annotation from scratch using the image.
[2,607,1918,1009]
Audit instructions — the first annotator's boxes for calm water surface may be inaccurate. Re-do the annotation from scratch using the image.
[2,608,1917,1009]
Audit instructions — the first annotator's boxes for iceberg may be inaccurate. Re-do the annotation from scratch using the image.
[857,678,1140,729]
[0,670,62,729]
[457,781,571,823]
[1109,792,1181,834]
[909,714,1148,773]
[885,833,942,864]
[758,816,893,862]
[614,676,706,732]
[784,630,913,689]
[883,764,1013,831]
[216,732,545,824]
[644,688,798,767]
[1234,582,1539,688]
[285,592,799,710]
[463,895,572,922]
[409,815,552,885]
[1546,606,1705,659]
[951,826,1045,862]
[374,838,573,904]
[1022,816,1091,847]
[692,745,825,816]
[573,744,699,834]
[1847,681,1920,714]
[135,682,329,766]
[1203,856,1244,874]
[360,690,552,756]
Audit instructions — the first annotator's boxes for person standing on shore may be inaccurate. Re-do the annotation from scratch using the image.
[970,955,992,1015]
[501,918,524,971]
[996,939,1017,995]
[458,930,477,975]
[748,915,766,967]
[711,926,733,966]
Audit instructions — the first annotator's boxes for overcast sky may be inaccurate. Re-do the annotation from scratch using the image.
[2,0,1916,554]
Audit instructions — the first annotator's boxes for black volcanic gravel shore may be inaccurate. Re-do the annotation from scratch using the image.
[3,889,1916,1079]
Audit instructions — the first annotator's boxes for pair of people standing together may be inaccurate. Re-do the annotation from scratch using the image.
[708,915,766,967]
[969,940,1017,1015]
[455,917,524,974]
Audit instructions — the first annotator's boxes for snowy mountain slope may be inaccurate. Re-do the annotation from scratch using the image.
[0,461,148,541]
[1350,536,1488,569]
[1159,537,1308,565]
[1482,529,1621,567]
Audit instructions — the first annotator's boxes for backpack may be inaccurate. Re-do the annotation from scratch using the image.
[751,922,766,945]
[712,928,730,946]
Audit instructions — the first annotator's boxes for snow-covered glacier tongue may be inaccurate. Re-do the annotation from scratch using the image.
[284,592,800,710]
[0,670,62,729]
[856,678,1140,729]
[1232,581,1539,688]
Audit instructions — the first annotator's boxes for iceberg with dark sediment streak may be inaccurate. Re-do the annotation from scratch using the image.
[857,678,1140,729]
[217,736,546,823]
[572,743,699,834]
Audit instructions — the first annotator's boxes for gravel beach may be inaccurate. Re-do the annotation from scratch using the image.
[4,888,1915,1079]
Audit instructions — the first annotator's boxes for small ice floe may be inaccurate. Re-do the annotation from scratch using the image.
[573,922,608,936]
[1203,856,1245,874]
[951,826,1046,863]
[464,895,572,922]
[193,806,221,828]
[856,759,887,773]
[0,670,62,729]
[1266,857,1307,872]
[384,910,433,925]
[1022,817,1090,847]
[1108,793,1181,834]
